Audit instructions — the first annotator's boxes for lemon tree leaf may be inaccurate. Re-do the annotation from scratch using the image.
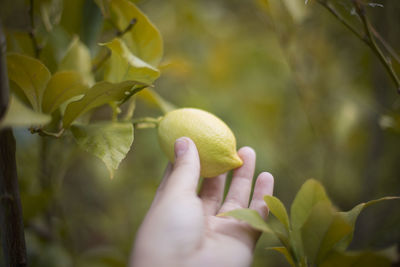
[316,214,352,263]
[336,196,400,250]
[219,208,274,234]
[264,195,290,233]
[42,71,89,114]
[0,95,51,128]
[109,0,163,66]
[102,38,160,84]
[267,247,295,267]
[290,179,330,230]
[320,250,391,267]
[290,228,305,265]
[301,201,334,264]
[7,53,51,111]
[9,80,31,107]
[137,88,176,114]
[70,122,133,179]
[59,36,94,86]
[63,80,144,128]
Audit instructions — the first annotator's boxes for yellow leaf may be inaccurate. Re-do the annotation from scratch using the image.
[0,95,51,128]
[109,0,163,66]
[102,38,160,84]
[7,53,51,111]
[42,71,89,114]
[59,36,94,86]
[63,80,144,127]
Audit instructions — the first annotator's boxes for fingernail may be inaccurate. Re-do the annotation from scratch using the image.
[175,137,189,158]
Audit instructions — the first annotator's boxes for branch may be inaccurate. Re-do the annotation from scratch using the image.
[370,27,400,65]
[0,21,8,119]
[119,84,149,105]
[316,0,368,45]
[0,20,28,267]
[28,0,42,58]
[352,0,400,94]
[116,18,137,37]
[317,0,400,94]
[92,18,137,72]
[30,127,65,138]
[132,116,161,129]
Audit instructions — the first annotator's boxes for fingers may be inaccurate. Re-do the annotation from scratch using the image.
[249,172,274,219]
[218,172,274,250]
[163,137,201,195]
[199,173,227,215]
[219,147,256,214]
[151,163,173,207]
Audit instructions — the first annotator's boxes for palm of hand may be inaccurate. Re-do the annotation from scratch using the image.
[131,138,274,267]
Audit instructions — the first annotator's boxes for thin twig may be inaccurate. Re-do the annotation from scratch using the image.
[28,0,41,58]
[370,27,400,65]
[317,0,400,94]
[30,127,65,138]
[352,0,400,94]
[132,116,162,129]
[116,18,137,37]
[316,0,368,45]
[91,18,137,72]
[119,84,150,105]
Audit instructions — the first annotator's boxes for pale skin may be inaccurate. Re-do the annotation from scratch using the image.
[130,137,274,267]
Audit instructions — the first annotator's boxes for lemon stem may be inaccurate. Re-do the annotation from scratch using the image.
[132,116,162,129]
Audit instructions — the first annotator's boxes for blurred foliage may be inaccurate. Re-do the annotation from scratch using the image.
[1,0,400,266]
[223,179,399,266]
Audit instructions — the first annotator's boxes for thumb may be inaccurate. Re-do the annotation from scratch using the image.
[164,137,201,194]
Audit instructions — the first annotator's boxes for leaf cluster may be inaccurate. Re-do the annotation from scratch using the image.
[221,179,399,267]
[1,0,172,178]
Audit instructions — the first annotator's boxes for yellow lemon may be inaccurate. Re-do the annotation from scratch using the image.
[157,108,243,177]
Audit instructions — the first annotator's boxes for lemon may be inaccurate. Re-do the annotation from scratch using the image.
[157,108,243,177]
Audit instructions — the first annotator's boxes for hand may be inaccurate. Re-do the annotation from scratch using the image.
[130,137,274,267]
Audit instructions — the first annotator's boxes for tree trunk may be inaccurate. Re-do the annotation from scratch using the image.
[0,19,28,267]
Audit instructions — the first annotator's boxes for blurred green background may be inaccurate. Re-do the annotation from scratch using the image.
[1,0,400,266]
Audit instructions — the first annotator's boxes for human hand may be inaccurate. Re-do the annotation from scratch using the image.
[130,137,274,267]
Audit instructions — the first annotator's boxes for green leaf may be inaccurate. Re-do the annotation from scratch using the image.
[70,122,134,179]
[267,247,295,267]
[290,179,330,230]
[218,208,274,234]
[59,36,94,86]
[316,214,352,263]
[264,195,290,233]
[0,95,51,128]
[301,201,334,264]
[336,196,400,250]
[7,53,51,111]
[109,0,163,66]
[289,228,305,265]
[320,250,391,267]
[42,71,89,114]
[102,38,160,84]
[137,88,176,114]
[63,80,144,128]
